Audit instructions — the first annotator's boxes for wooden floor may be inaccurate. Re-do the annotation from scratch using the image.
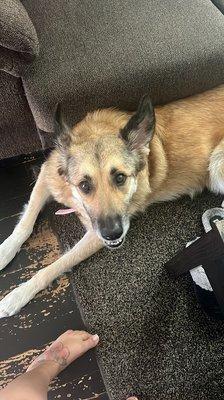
[0,156,108,400]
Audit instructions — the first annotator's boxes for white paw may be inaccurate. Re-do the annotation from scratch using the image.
[0,234,21,271]
[0,282,36,318]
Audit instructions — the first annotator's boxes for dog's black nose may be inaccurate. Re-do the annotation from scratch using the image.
[98,215,123,241]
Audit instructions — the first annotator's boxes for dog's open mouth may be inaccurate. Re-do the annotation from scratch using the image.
[104,237,124,249]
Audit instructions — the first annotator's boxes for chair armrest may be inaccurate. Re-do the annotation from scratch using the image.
[0,0,39,76]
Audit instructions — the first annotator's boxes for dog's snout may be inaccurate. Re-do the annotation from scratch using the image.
[98,215,123,241]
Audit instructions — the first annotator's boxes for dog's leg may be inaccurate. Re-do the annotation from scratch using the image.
[0,165,50,271]
[0,230,103,317]
[209,139,224,196]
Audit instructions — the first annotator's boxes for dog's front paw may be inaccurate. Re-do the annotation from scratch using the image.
[0,234,21,272]
[0,282,34,318]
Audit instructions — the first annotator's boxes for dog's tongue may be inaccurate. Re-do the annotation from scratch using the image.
[55,208,76,215]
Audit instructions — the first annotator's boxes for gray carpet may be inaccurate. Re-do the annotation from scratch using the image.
[51,192,224,400]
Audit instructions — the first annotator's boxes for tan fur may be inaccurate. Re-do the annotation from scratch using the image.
[46,85,224,216]
[1,85,224,317]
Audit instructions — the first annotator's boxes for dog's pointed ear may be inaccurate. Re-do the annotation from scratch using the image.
[120,95,155,150]
[55,103,72,149]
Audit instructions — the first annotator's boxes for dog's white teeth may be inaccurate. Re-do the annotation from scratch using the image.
[106,237,123,245]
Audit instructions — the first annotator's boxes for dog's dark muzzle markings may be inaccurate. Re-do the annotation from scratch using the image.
[98,215,124,248]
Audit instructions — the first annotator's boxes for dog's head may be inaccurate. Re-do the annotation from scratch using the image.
[55,96,155,248]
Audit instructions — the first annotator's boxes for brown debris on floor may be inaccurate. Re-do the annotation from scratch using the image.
[0,160,108,400]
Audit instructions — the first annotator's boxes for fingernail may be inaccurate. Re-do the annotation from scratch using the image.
[92,334,99,342]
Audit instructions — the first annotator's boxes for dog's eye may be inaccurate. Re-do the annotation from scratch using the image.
[79,180,92,194]
[115,173,127,186]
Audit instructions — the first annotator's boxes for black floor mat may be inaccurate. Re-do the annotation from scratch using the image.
[51,191,224,400]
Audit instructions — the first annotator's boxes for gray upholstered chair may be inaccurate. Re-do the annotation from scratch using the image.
[0,0,224,159]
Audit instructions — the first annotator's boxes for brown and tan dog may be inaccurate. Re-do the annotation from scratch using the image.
[0,85,224,317]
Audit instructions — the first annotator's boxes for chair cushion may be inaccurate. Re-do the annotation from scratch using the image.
[22,0,224,132]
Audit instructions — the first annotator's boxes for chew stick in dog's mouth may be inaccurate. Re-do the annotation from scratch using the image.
[55,208,76,215]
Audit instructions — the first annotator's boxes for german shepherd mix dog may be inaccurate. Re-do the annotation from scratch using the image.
[0,85,224,317]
